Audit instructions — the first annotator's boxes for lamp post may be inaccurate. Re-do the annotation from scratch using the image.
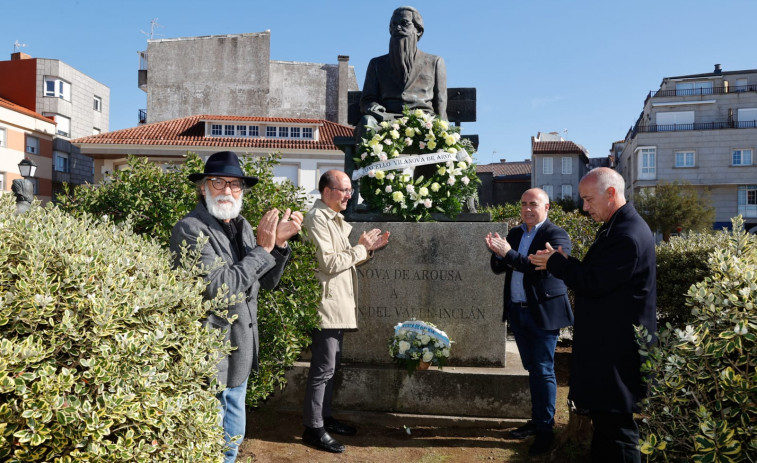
[12,157,37,214]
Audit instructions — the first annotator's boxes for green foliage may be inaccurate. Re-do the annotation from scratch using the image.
[0,194,229,462]
[655,232,731,326]
[635,181,716,241]
[58,153,321,406]
[638,216,757,462]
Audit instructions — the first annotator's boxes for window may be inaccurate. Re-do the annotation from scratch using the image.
[732,149,753,166]
[93,96,102,112]
[54,151,70,173]
[561,157,572,175]
[290,127,301,138]
[278,127,289,138]
[302,127,313,139]
[735,78,748,92]
[738,185,757,218]
[26,135,39,154]
[675,81,713,96]
[211,124,222,136]
[675,151,695,168]
[542,157,553,175]
[93,127,101,135]
[51,114,71,137]
[249,125,259,137]
[224,125,234,136]
[561,184,573,200]
[0,127,5,147]
[657,111,694,131]
[638,147,656,180]
[44,76,71,100]
[236,125,247,137]
[737,108,757,128]
[266,127,277,137]
[542,184,553,199]
[273,164,299,186]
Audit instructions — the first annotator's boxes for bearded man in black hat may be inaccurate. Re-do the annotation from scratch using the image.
[169,151,303,463]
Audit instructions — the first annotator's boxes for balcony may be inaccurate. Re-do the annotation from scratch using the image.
[648,84,757,99]
[138,109,147,124]
[630,120,757,139]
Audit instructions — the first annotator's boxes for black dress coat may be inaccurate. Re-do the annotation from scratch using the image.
[546,204,656,413]
[491,219,573,331]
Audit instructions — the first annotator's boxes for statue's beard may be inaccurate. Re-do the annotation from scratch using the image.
[389,34,417,83]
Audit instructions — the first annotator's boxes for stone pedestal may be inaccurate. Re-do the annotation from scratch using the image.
[262,219,531,421]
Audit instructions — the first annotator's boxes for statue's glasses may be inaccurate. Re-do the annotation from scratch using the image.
[208,177,244,192]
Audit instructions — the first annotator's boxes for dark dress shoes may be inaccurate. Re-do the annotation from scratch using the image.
[509,420,536,439]
[324,417,357,436]
[528,431,555,456]
[302,427,345,453]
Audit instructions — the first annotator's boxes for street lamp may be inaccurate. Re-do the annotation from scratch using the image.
[12,157,37,214]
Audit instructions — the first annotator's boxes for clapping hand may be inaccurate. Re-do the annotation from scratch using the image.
[485,232,511,257]
[528,242,567,270]
[275,208,303,248]
[256,209,279,253]
[358,228,390,251]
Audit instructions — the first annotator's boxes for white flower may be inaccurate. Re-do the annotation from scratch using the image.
[404,127,415,137]
[457,161,467,169]
[447,147,457,154]
[383,138,393,145]
[447,177,456,186]
[413,109,425,118]
[431,182,441,192]
[392,123,400,131]
[441,348,450,357]
[372,143,384,154]
[437,166,447,175]
[375,170,386,180]
[34,294,54,307]
[734,323,748,335]
[461,176,470,185]
[375,189,381,195]
[427,140,437,150]
[386,173,395,181]
[425,121,433,129]
[360,152,368,160]
[404,137,413,146]
[419,141,427,149]
[422,350,434,363]
[392,191,405,202]
[419,187,429,196]
[423,199,432,208]
[675,325,697,344]
[419,334,431,345]
[379,153,388,162]
[385,185,393,193]
[406,184,415,194]
[368,170,376,178]
[380,121,390,128]
[390,129,400,139]
[398,341,411,354]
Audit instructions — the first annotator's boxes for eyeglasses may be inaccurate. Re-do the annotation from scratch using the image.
[208,177,244,192]
[329,186,354,195]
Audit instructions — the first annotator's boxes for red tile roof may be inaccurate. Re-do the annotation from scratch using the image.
[476,161,532,177]
[71,115,354,150]
[531,139,588,155]
[0,96,55,123]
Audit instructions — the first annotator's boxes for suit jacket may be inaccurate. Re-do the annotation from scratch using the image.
[490,219,573,331]
[303,199,370,330]
[169,202,291,388]
[547,203,656,413]
[361,50,447,120]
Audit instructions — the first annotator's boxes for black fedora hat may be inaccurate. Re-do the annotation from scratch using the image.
[188,151,258,187]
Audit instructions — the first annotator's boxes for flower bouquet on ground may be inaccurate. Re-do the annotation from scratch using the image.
[354,107,480,221]
[388,320,452,375]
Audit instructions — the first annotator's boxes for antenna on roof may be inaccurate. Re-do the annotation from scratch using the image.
[560,128,568,139]
[140,18,164,40]
[13,40,27,52]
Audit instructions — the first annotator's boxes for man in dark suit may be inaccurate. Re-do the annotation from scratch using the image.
[486,188,573,456]
[530,168,656,463]
[170,151,303,463]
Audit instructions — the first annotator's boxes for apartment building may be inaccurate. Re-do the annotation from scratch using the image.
[0,97,55,202]
[138,32,357,126]
[0,52,109,198]
[71,114,352,201]
[617,64,757,232]
[531,131,591,203]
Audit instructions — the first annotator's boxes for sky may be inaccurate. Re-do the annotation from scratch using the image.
[3,0,757,165]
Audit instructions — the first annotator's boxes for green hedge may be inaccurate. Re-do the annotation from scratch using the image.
[0,194,229,462]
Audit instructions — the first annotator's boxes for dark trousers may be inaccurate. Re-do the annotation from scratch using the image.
[302,329,343,428]
[589,411,640,463]
[509,303,559,433]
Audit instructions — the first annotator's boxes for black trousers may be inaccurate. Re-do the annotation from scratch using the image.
[589,411,640,463]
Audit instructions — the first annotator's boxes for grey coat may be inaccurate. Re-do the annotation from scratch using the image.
[170,202,291,388]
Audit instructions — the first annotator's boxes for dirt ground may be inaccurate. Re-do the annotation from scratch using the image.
[236,347,589,463]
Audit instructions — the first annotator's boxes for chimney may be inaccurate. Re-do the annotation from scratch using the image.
[714,63,722,74]
[337,55,349,125]
[499,159,507,163]
[11,52,32,60]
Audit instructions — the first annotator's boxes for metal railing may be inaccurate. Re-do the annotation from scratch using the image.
[630,120,757,138]
[138,109,147,124]
[649,85,757,98]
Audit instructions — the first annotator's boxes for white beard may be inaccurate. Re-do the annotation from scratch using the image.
[204,184,243,221]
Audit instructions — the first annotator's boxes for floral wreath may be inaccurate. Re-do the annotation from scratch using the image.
[354,107,480,221]
[388,320,452,375]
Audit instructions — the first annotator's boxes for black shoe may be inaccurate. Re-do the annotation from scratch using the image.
[302,427,345,453]
[528,431,554,456]
[324,417,357,436]
[509,421,536,439]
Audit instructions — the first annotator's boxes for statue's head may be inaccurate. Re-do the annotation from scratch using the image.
[390,6,424,40]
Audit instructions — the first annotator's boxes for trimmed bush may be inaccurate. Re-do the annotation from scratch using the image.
[58,153,321,406]
[0,194,230,462]
[638,216,757,462]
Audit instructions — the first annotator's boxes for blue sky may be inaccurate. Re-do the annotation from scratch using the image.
[3,0,757,164]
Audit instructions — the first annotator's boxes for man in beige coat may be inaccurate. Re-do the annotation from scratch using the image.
[301,170,389,453]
